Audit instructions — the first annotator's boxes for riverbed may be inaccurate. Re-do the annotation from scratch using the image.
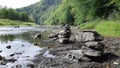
[0,26,59,68]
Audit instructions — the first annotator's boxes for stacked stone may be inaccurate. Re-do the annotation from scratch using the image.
[58,24,71,43]
[66,31,105,61]
[80,31,104,57]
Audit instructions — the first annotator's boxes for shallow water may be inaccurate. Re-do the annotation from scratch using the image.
[0,26,58,68]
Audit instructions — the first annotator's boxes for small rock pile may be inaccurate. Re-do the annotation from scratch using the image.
[48,24,71,44]
[66,31,105,61]
[58,24,71,43]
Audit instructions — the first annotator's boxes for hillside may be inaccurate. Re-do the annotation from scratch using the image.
[17,0,62,24]
[45,0,120,25]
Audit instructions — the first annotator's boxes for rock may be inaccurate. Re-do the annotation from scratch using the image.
[113,62,119,65]
[75,31,103,42]
[0,50,2,53]
[34,33,41,39]
[48,33,58,38]
[6,45,11,49]
[14,26,20,28]
[59,30,71,38]
[5,56,16,62]
[81,46,103,57]
[10,53,15,56]
[0,61,6,65]
[84,41,104,50]
[58,24,71,44]
[58,38,69,44]
[65,50,91,62]
[0,55,3,60]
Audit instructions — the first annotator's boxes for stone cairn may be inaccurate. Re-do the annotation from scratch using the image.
[65,31,104,61]
[48,24,71,44]
[58,24,71,43]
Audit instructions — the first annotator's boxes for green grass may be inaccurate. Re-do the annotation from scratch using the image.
[0,19,36,26]
[79,21,97,29]
[79,20,120,37]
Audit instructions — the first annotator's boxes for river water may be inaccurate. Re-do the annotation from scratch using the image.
[0,26,59,68]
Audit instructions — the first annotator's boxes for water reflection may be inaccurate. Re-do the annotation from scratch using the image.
[0,35,15,43]
[0,26,57,68]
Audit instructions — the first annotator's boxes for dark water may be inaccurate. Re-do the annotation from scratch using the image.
[0,26,58,68]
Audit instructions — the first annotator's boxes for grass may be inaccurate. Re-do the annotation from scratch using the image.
[79,20,120,37]
[0,19,36,26]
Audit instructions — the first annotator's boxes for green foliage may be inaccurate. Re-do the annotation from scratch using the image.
[0,8,33,22]
[0,19,36,26]
[45,0,120,25]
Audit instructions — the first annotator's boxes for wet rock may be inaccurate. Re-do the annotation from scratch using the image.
[6,45,11,49]
[75,31,103,42]
[27,63,34,68]
[34,33,41,39]
[21,44,24,47]
[0,50,2,53]
[34,42,38,45]
[15,52,22,55]
[5,56,17,62]
[16,64,22,68]
[0,61,6,65]
[0,55,3,61]
[14,26,20,28]
[10,53,15,56]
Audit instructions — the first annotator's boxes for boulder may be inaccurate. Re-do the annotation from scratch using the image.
[75,31,103,42]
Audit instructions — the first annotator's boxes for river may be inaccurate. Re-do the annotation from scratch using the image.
[0,26,59,68]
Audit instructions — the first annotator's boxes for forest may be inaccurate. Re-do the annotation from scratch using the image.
[0,8,33,22]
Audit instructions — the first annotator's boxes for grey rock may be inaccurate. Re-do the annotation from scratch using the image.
[65,50,91,62]
[59,30,71,38]
[58,38,69,44]
[81,46,103,57]
[85,41,104,50]
[75,31,103,42]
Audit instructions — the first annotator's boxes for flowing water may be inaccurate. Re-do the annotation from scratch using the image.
[0,26,59,68]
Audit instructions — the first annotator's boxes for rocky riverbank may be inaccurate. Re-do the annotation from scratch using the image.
[33,26,120,68]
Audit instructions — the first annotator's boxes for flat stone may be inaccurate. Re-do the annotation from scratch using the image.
[85,41,104,50]
[48,33,58,38]
[81,46,103,57]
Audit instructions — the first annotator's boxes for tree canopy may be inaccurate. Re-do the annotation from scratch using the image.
[0,8,33,22]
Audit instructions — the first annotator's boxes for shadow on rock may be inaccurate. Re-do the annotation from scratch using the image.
[87,53,119,63]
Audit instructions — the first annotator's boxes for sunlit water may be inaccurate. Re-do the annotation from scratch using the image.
[0,26,58,68]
